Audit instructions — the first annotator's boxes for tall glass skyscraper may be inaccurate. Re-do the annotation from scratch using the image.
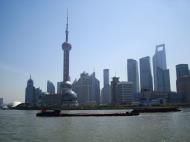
[101,69,110,104]
[153,44,170,92]
[139,56,153,91]
[111,77,120,104]
[176,64,189,79]
[25,76,36,105]
[72,72,100,105]
[47,80,55,94]
[127,59,139,93]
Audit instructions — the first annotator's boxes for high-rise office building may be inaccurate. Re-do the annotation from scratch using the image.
[73,72,90,105]
[25,76,36,106]
[176,64,190,103]
[25,76,43,106]
[140,56,153,91]
[90,72,100,105]
[127,59,139,93]
[176,64,189,79]
[177,76,190,103]
[47,80,55,94]
[153,44,170,92]
[117,82,133,104]
[35,87,42,106]
[57,81,63,94]
[101,69,110,104]
[73,72,100,105]
[111,77,120,104]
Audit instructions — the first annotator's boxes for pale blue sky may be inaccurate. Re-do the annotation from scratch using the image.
[1,0,190,103]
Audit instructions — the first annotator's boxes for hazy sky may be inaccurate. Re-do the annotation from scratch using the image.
[1,0,190,103]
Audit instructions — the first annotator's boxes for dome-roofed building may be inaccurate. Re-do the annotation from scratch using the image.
[8,101,22,108]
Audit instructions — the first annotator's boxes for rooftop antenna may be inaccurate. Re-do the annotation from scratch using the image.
[65,8,69,42]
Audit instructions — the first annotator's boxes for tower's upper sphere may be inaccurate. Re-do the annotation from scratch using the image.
[62,42,72,51]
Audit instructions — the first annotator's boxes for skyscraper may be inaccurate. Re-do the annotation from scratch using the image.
[177,76,190,103]
[72,72,90,105]
[176,64,189,79]
[47,80,55,94]
[117,82,133,104]
[111,77,120,104]
[25,76,36,106]
[35,87,42,106]
[57,81,62,94]
[153,44,170,92]
[101,69,110,104]
[72,72,100,105]
[90,72,100,105]
[140,56,153,91]
[176,64,190,103]
[127,59,139,93]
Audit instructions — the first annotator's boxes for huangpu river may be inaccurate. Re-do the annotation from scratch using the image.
[0,108,190,142]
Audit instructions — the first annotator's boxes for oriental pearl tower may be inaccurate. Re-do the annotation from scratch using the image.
[61,11,78,106]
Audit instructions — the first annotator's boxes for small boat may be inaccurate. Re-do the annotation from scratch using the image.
[36,110,139,117]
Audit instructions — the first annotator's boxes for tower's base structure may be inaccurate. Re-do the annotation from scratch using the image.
[61,81,78,107]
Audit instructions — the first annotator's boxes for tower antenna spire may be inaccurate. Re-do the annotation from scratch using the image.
[62,8,72,82]
[65,9,69,42]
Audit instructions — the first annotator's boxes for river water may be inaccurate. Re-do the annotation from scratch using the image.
[0,108,190,142]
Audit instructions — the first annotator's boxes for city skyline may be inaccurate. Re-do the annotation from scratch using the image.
[1,0,190,103]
